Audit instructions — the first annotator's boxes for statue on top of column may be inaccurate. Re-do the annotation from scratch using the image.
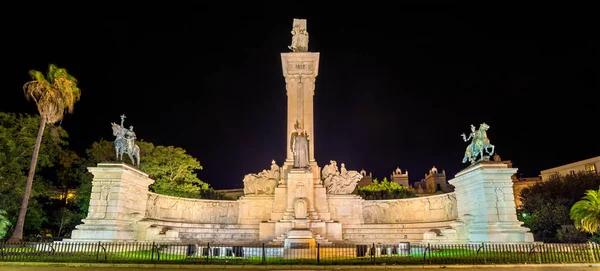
[288,18,309,52]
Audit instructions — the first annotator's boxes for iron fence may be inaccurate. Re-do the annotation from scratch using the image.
[0,241,598,265]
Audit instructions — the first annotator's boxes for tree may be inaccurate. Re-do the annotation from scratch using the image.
[55,151,80,202]
[519,171,600,242]
[83,139,221,199]
[0,112,69,239]
[51,207,78,238]
[0,210,10,240]
[138,141,209,198]
[570,187,600,235]
[9,64,81,242]
[355,177,417,200]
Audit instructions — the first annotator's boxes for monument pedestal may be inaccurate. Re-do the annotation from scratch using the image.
[449,162,533,243]
[68,163,154,242]
[283,169,317,220]
[259,166,341,244]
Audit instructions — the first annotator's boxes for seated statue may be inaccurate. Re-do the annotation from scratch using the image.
[321,160,363,194]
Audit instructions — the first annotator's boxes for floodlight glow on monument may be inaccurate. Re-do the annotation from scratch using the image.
[63,19,533,249]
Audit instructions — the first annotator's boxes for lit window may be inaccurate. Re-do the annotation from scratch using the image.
[569,170,575,175]
[585,163,596,173]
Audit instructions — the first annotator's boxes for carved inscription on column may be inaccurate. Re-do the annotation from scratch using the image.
[286,62,316,75]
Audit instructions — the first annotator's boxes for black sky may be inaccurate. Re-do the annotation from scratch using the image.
[1,4,598,189]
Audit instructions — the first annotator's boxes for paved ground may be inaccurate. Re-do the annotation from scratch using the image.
[0,263,598,271]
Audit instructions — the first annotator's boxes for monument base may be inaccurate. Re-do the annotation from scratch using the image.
[468,222,534,243]
[284,229,316,248]
[68,220,137,241]
[448,161,534,244]
[66,163,154,242]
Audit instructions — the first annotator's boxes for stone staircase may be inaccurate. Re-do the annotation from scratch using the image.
[178,224,260,243]
[141,220,260,244]
[341,220,455,244]
[422,220,470,243]
[267,230,332,246]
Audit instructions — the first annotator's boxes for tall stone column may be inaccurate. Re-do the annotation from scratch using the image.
[68,163,154,241]
[449,161,534,243]
[281,52,320,164]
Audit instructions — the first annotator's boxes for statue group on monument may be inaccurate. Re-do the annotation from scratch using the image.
[461,122,495,164]
[111,114,141,167]
[288,19,309,52]
[242,160,281,195]
[321,160,363,194]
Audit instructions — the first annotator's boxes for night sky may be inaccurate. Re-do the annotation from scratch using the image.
[1,4,598,189]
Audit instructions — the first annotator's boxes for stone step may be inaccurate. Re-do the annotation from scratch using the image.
[440,228,456,234]
[342,228,449,234]
[342,232,430,242]
[338,240,424,245]
[343,221,453,229]
[141,220,259,229]
[179,228,259,234]
[180,233,259,240]
[267,231,333,246]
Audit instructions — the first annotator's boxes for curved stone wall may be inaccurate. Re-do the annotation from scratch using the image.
[362,193,457,223]
[144,192,457,225]
[145,192,239,224]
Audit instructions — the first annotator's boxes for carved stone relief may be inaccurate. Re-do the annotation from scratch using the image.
[362,193,458,223]
[146,193,239,224]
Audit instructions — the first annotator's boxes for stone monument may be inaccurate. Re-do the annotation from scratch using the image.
[281,19,319,174]
[449,122,533,243]
[66,19,533,248]
[256,18,345,248]
[68,163,155,241]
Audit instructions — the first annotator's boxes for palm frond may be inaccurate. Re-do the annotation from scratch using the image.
[22,64,81,124]
[570,187,600,234]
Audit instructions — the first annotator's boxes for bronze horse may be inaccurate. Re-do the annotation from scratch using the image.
[111,123,140,167]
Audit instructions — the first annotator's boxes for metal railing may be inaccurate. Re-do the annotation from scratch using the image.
[0,241,598,265]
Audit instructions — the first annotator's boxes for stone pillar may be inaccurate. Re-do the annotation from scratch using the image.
[68,163,154,241]
[281,52,320,163]
[449,162,534,243]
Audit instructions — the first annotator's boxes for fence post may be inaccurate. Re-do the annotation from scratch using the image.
[95,241,100,261]
[423,243,430,264]
[262,243,266,264]
[155,243,161,261]
[528,243,540,264]
[589,242,597,263]
[317,243,320,263]
[372,243,375,264]
[151,241,155,261]
[480,242,486,264]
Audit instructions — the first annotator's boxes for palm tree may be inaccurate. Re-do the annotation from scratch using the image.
[7,64,81,242]
[570,187,600,235]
